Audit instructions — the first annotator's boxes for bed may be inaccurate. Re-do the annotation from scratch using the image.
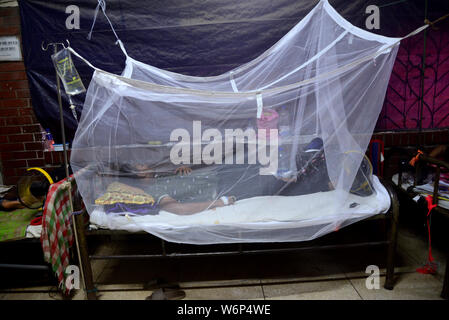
[42,0,408,299]
[89,175,391,244]
[68,174,400,300]
[391,152,449,299]
[392,174,449,210]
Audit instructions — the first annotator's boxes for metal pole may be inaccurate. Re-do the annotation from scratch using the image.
[418,0,428,138]
[53,44,88,298]
[0,264,50,271]
[53,47,71,189]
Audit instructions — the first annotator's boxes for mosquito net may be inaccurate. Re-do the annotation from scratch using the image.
[70,0,401,244]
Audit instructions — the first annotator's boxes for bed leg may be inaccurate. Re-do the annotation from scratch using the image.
[384,185,400,290]
[441,251,449,299]
[74,213,97,300]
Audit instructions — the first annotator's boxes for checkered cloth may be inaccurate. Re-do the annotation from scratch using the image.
[41,175,76,295]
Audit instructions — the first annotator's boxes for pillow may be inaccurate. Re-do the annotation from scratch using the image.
[95,182,155,205]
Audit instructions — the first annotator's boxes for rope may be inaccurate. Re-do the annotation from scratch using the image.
[418,0,428,133]
[378,0,408,9]
[376,0,449,29]
[87,0,128,57]
[69,4,439,100]
[424,12,449,29]
[71,209,84,216]
[85,287,98,293]
[424,195,437,262]
[416,195,438,275]
[87,0,120,42]
[409,150,424,167]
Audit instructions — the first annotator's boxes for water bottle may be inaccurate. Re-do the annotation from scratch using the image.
[45,128,55,151]
[277,106,294,178]
[40,126,48,151]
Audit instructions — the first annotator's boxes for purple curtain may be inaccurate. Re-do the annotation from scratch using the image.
[376,23,449,131]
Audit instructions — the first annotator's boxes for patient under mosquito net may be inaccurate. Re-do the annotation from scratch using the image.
[70,0,398,244]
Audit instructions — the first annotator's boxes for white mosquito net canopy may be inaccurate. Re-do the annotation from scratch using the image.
[70,0,400,244]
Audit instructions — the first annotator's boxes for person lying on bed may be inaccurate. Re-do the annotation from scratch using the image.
[101,137,335,215]
[100,164,236,216]
[217,137,334,199]
[122,159,324,214]
[139,164,237,215]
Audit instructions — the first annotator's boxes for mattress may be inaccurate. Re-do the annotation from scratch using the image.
[89,176,391,244]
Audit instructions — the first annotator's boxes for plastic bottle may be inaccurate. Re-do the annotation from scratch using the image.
[45,128,55,151]
[277,106,294,178]
[51,48,86,96]
[39,125,47,151]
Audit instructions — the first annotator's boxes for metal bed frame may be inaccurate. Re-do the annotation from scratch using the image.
[396,152,449,300]
[0,190,52,283]
[0,238,54,290]
[40,41,402,300]
[72,179,400,300]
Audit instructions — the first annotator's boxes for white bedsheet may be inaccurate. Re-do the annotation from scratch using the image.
[89,176,390,244]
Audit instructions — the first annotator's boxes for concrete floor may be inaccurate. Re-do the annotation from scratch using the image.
[0,223,447,300]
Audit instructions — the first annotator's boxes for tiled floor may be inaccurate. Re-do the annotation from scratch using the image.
[0,223,447,300]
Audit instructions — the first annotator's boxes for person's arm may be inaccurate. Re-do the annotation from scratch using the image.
[159,196,235,215]
[0,199,24,211]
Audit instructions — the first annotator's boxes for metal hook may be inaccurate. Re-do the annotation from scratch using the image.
[41,39,70,51]
[41,41,50,51]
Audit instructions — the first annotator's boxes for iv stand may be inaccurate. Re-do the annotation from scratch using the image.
[42,41,96,300]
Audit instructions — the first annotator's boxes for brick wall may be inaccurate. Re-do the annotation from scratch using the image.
[0,5,66,186]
